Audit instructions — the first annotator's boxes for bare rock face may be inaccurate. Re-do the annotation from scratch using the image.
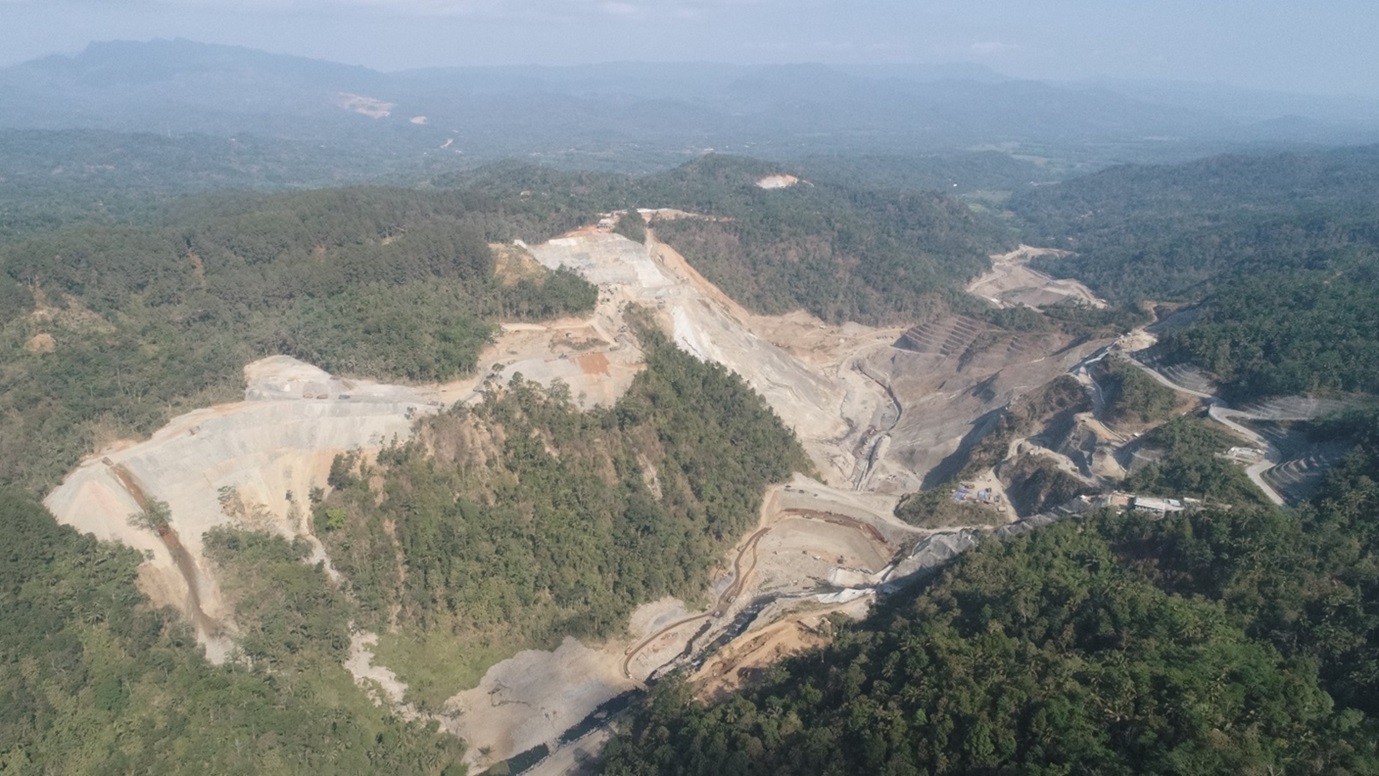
[876,322,1108,494]
[755,174,800,190]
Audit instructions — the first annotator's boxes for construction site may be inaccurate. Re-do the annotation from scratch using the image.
[42,207,1354,775]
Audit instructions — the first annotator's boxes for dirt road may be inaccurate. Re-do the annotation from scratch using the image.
[618,494,902,683]
[1126,355,1292,506]
[1208,404,1286,506]
[620,525,771,680]
[1126,354,1215,399]
[108,462,224,641]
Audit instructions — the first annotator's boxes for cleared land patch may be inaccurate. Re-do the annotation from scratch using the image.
[968,244,1104,310]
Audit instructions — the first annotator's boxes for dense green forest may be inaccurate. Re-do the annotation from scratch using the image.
[316,322,808,707]
[441,154,1013,325]
[1010,146,1379,401]
[0,129,475,241]
[793,151,1054,198]
[1012,146,1379,264]
[603,413,1379,775]
[640,156,1010,325]
[1160,264,1379,400]
[612,207,648,243]
[1124,416,1269,507]
[0,489,467,774]
[1099,356,1179,426]
[0,187,596,491]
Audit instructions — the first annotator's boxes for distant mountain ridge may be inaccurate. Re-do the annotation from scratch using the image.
[4,39,1378,170]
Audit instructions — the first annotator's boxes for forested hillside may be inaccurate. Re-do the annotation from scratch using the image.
[0,187,596,492]
[1098,357,1178,426]
[603,413,1379,775]
[316,322,808,707]
[793,151,1052,197]
[445,154,1013,325]
[0,489,468,774]
[1010,146,1379,401]
[1123,416,1269,507]
[1,149,1014,494]
[0,129,455,241]
[647,157,1007,324]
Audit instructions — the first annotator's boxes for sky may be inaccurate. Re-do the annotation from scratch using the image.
[2,0,1377,97]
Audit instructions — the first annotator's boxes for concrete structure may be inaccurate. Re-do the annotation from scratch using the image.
[1131,495,1185,516]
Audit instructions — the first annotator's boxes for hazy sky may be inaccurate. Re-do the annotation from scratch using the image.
[2,0,1377,96]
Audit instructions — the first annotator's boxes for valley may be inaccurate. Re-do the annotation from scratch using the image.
[40,208,1220,773]
[3,13,1379,775]
[31,209,1105,767]
[9,136,1379,776]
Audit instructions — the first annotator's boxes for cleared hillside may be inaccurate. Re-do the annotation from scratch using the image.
[0,489,469,773]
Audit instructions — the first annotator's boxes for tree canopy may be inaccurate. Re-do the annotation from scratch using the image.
[315,320,808,707]
[604,417,1379,774]
[1010,146,1379,401]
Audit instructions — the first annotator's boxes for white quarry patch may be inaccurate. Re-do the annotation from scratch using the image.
[445,637,636,773]
[671,305,713,361]
[816,588,870,605]
[335,92,394,119]
[530,234,674,292]
[755,173,800,189]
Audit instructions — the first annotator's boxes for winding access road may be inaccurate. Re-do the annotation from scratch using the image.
[1122,357,1288,506]
[619,504,895,681]
[620,525,770,681]
[1207,403,1287,507]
